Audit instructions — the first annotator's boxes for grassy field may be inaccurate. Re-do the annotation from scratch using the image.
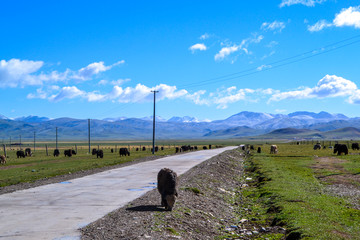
[0,141,227,187]
[242,142,360,239]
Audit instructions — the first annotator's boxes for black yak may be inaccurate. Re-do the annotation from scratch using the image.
[92,148,97,155]
[53,149,60,157]
[64,149,72,157]
[313,144,321,150]
[25,148,32,156]
[97,149,104,158]
[157,168,178,211]
[334,144,348,155]
[71,150,77,155]
[16,150,25,158]
[257,147,262,153]
[0,155,6,164]
[352,143,359,150]
[119,148,130,156]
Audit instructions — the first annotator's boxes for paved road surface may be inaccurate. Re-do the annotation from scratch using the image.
[0,146,237,240]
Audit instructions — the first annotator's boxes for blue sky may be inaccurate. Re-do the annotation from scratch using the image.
[1,0,360,121]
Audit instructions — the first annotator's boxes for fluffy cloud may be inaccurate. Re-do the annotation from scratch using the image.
[73,60,125,80]
[200,33,210,40]
[0,59,124,88]
[49,86,86,102]
[308,6,360,32]
[257,64,272,71]
[214,35,263,61]
[333,6,360,28]
[189,43,207,53]
[214,45,240,61]
[29,83,190,104]
[270,75,358,101]
[261,21,286,33]
[0,59,44,87]
[279,0,326,8]
[307,20,332,32]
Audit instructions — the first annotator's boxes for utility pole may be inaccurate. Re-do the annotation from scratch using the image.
[56,127,58,149]
[88,119,91,154]
[151,90,159,154]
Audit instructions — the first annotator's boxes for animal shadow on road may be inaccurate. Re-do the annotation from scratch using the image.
[126,205,166,212]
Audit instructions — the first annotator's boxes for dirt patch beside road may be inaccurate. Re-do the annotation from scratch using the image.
[312,157,360,210]
[81,149,285,239]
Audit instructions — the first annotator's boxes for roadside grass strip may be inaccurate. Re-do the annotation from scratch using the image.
[250,153,360,239]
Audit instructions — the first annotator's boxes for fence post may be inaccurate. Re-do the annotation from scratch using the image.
[46,144,48,156]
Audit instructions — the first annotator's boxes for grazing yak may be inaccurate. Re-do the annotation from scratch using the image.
[92,148,98,155]
[142,147,146,151]
[157,168,178,211]
[71,150,77,155]
[119,148,130,156]
[175,147,179,153]
[257,147,262,153]
[111,148,114,153]
[16,150,25,158]
[53,149,60,157]
[194,146,198,150]
[64,149,72,157]
[203,146,208,150]
[352,143,360,150]
[97,149,104,158]
[0,155,6,164]
[334,144,348,155]
[25,148,32,157]
[270,145,278,154]
[313,144,321,150]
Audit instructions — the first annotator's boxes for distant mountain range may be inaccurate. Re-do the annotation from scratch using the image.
[1,111,360,140]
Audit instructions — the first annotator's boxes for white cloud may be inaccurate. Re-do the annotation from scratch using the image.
[200,33,210,40]
[73,60,125,81]
[0,59,125,88]
[333,6,360,28]
[98,80,108,85]
[270,75,358,102]
[307,20,332,32]
[261,21,286,33]
[49,86,85,102]
[0,59,44,87]
[111,78,131,86]
[189,43,207,53]
[214,45,240,61]
[214,35,263,61]
[279,0,326,8]
[308,6,360,32]
[257,64,272,71]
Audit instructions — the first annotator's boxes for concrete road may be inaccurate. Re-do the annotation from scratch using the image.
[0,146,237,240]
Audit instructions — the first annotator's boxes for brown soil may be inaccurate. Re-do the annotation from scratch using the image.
[312,157,360,210]
[81,149,285,240]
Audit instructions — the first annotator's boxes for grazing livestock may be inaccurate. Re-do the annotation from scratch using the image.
[209,145,212,149]
[0,155,6,164]
[111,149,114,153]
[175,147,179,153]
[313,144,321,150]
[16,150,25,158]
[25,148,32,157]
[92,148,98,155]
[203,146,208,150]
[239,145,245,151]
[352,143,360,150]
[97,149,104,158]
[270,145,278,154]
[71,150,77,155]
[119,148,130,156]
[257,147,262,153]
[64,149,72,157]
[136,148,139,151]
[250,145,255,150]
[142,147,146,151]
[334,144,348,155]
[194,146,198,150]
[157,168,178,211]
[53,149,60,157]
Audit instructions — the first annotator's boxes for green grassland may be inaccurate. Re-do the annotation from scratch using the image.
[242,141,360,239]
[0,141,228,187]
